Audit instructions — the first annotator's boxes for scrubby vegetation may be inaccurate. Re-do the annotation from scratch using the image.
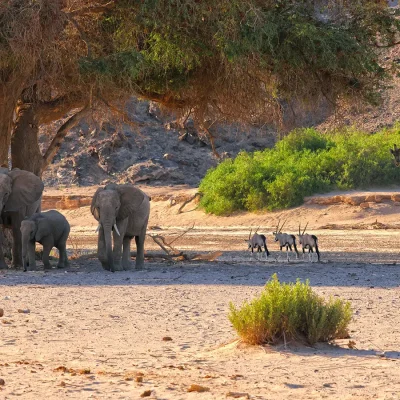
[199,125,400,214]
[228,274,352,345]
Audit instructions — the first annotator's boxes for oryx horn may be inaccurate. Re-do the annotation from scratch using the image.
[275,219,280,233]
[279,219,287,233]
[302,221,309,235]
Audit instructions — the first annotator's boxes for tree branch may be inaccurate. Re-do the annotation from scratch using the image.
[42,105,91,171]
[178,194,201,214]
[36,95,86,125]
[96,95,144,135]
[67,1,116,17]
[199,124,221,159]
[374,40,400,48]
[68,16,92,58]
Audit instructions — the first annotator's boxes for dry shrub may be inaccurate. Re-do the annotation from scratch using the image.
[67,236,86,260]
[229,274,352,345]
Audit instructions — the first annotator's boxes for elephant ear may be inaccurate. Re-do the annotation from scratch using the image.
[4,169,44,212]
[90,188,103,221]
[35,217,51,242]
[115,184,146,220]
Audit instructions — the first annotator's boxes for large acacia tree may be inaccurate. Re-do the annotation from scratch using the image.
[0,0,399,175]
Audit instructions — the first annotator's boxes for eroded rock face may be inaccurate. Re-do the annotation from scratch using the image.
[306,193,400,207]
[40,98,276,188]
[41,196,92,210]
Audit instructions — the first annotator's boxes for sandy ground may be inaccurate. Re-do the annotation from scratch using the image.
[2,186,400,399]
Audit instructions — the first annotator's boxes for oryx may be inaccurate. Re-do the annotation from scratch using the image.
[273,219,299,261]
[298,222,320,262]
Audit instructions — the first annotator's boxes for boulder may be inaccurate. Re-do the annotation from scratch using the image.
[345,196,366,206]
[375,194,391,203]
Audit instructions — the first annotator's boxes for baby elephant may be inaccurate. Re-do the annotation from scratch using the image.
[20,210,70,271]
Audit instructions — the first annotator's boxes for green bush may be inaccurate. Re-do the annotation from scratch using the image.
[228,274,352,345]
[199,124,400,214]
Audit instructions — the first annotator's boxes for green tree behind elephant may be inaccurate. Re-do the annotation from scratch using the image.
[91,183,150,272]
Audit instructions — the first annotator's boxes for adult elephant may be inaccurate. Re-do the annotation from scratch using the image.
[90,183,150,272]
[0,167,44,269]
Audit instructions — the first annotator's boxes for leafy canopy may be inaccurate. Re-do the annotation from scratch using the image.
[0,1,399,123]
[91,0,400,121]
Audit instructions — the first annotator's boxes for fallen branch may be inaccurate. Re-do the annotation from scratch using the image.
[145,225,223,262]
[178,193,201,214]
[147,234,181,256]
[167,224,195,246]
[191,251,223,261]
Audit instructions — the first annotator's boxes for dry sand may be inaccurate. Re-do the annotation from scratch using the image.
[2,186,400,399]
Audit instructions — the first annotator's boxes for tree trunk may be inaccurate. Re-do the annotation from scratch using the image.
[11,102,44,176]
[0,99,15,167]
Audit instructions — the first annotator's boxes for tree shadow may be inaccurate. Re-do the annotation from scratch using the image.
[1,248,400,287]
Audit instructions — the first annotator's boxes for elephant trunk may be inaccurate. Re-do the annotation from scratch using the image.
[102,222,115,272]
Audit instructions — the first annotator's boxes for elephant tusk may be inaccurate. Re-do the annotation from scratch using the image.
[95,224,101,233]
[113,224,121,236]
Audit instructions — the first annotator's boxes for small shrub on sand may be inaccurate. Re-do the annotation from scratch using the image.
[228,274,352,345]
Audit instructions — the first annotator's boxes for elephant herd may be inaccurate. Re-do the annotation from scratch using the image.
[0,168,150,272]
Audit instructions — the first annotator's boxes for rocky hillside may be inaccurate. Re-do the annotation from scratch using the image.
[40,99,276,188]
[40,45,400,189]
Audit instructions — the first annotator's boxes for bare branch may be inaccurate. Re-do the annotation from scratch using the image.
[96,95,145,136]
[166,224,195,246]
[178,194,201,214]
[68,16,92,58]
[147,234,181,256]
[42,104,91,171]
[374,40,400,48]
[36,96,86,125]
[67,1,116,17]
[199,124,221,159]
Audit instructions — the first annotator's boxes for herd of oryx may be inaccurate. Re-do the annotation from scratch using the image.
[246,220,320,262]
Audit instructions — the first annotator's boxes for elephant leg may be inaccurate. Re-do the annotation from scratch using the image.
[62,244,69,267]
[11,213,24,269]
[122,237,133,270]
[135,234,146,270]
[42,243,53,270]
[97,226,110,271]
[26,241,37,271]
[0,226,8,270]
[57,231,70,268]
[56,244,67,268]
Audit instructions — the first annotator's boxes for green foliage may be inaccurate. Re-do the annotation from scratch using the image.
[1,1,399,127]
[200,125,400,214]
[79,0,400,121]
[228,274,352,345]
